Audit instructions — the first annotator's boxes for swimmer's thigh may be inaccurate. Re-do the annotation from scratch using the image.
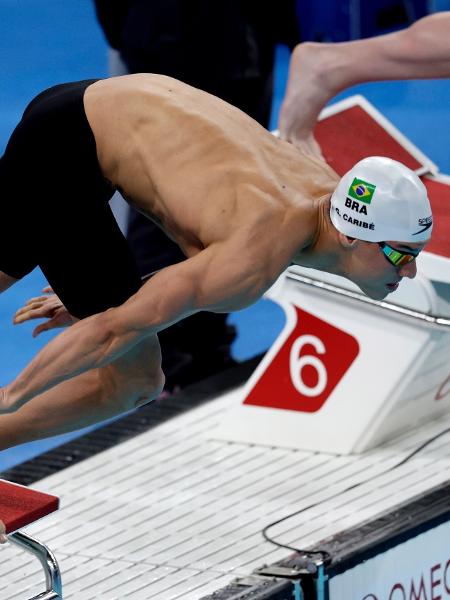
[38,197,141,319]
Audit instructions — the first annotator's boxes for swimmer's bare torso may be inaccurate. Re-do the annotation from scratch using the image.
[1,74,341,415]
[84,74,338,310]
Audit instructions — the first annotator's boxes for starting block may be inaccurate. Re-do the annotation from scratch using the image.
[0,479,61,600]
[215,96,450,454]
[314,95,437,176]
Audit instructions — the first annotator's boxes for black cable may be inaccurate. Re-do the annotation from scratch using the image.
[262,427,450,564]
[391,426,450,468]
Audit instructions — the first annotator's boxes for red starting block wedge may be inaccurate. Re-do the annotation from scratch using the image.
[0,479,59,534]
[314,95,436,177]
[0,479,62,600]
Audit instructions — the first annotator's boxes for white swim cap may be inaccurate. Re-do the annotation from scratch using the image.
[330,156,433,242]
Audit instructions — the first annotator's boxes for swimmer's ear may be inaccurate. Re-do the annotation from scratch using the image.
[337,233,358,249]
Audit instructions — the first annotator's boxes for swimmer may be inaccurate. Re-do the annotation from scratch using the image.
[0,76,432,446]
[280,11,450,152]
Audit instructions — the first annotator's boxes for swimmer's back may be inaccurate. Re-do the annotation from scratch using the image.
[85,74,279,188]
[84,74,338,254]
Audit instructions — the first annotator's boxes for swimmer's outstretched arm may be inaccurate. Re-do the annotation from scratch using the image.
[0,333,162,449]
[280,12,450,148]
[1,239,268,414]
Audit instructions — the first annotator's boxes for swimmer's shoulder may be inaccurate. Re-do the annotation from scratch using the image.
[85,74,244,141]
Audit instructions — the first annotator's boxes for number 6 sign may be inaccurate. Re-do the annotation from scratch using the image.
[244,306,360,413]
[290,335,327,397]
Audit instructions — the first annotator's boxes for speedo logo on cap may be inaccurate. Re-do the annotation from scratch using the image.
[348,178,376,204]
[413,215,433,235]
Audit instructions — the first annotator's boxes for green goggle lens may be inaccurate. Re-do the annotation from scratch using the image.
[378,242,419,267]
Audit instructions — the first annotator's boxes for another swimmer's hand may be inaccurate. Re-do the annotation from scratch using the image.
[13,287,79,337]
[0,521,7,544]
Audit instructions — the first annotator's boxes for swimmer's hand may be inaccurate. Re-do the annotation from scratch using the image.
[13,287,78,337]
[0,520,7,544]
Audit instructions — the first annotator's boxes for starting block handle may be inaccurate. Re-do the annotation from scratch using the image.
[9,531,62,600]
[286,270,450,329]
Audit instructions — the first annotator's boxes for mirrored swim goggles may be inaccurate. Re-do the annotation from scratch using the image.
[378,242,420,267]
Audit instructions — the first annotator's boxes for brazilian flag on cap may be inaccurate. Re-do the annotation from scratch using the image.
[348,178,376,204]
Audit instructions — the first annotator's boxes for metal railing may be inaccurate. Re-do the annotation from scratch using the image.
[9,531,62,600]
[286,271,450,331]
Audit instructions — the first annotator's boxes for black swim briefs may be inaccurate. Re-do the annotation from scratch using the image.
[0,80,141,318]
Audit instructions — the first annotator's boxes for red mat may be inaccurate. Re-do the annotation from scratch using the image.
[0,480,59,534]
[314,105,424,176]
[421,176,450,258]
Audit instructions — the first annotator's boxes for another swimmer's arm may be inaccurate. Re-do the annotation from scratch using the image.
[3,240,266,412]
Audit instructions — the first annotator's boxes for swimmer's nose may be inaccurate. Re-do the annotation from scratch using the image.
[399,260,417,279]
